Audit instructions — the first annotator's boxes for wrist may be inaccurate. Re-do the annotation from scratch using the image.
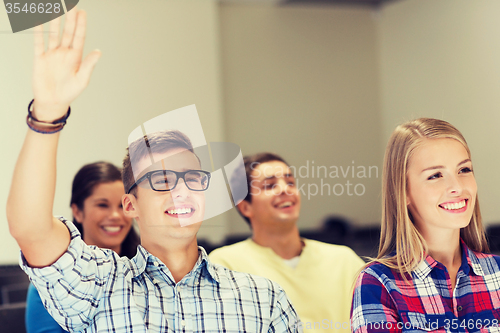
[31,100,70,122]
[26,99,71,134]
[26,116,64,134]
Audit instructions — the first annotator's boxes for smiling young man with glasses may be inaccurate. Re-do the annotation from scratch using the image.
[7,9,300,333]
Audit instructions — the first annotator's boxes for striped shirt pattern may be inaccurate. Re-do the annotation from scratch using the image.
[351,240,500,333]
[20,218,301,333]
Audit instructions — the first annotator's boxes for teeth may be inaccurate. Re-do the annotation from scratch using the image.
[167,208,192,215]
[277,202,293,208]
[441,200,466,210]
[103,226,121,233]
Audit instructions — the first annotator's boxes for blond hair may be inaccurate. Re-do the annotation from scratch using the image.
[375,118,488,276]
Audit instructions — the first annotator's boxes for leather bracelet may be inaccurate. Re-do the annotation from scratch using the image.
[26,99,71,134]
[26,115,65,134]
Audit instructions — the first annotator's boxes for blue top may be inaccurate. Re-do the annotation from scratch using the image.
[26,283,68,333]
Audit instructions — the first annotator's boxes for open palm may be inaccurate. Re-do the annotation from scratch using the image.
[32,9,100,120]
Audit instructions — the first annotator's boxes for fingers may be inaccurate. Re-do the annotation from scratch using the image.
[78,50,101,84]
[34,25,44,56]
[47,16,61,50]
[60,8,78,48]
[72,11,87,56]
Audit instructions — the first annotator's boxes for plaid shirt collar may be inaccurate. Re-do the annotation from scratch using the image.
[131,245,220,284]
[413,239,485,281]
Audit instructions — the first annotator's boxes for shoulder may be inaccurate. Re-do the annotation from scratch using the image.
[356,261,398,284]
[304,238,359,255]
[471,249,500,262]
[210,239,252,255]
[208,239,253,262]
[468,249,500,275]
[303,238,365,267]
[351,262,405,307]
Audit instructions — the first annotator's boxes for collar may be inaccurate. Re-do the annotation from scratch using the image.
[248,237,306,257]
[413,239,484,280]
[131,245,220,284]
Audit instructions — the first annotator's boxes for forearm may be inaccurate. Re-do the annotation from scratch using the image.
[7,127,60,239]
[7,122,70,266]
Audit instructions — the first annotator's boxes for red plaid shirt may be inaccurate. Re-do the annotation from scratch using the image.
[351,240,500,332]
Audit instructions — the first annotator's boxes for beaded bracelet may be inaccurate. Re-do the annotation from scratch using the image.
[26,99,71,134]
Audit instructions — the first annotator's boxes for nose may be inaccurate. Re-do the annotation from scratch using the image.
[448,174,463,195]
[109,206,123,220]
[172,177,191,197]
[275,179,293,195]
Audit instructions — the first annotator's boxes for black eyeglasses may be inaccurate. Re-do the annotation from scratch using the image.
[127,170,211,194]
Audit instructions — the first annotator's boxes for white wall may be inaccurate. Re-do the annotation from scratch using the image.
[378,0,500,226]
[0,0,225,264]
[220,4,383,234]
[5,0,500,263]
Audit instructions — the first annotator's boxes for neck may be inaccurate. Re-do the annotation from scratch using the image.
[422,229,461,267]
[427,237,462,270]
[110,244,122,255]
[421,228,462,288]
[251,222,302,259]
[142,235,200,283]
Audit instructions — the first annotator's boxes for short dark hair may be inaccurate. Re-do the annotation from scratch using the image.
[71,161,140,259]
[235,152,289,226]
[122,130,195,197]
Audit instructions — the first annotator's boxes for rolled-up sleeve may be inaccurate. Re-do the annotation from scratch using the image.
[20,218,118,332]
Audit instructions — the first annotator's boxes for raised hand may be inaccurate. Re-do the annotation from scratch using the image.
[7,9,101,267]
[32,8,101,121]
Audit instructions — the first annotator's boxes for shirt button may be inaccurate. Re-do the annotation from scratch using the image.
[153,261,159,267]
[181,320,186,327]
[152,279,159,284]
[194,281,199,286]
[457,306,463,311]
[176,285,181,292]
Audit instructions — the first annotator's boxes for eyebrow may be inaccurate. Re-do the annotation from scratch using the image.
[421,158,471,173]
[262,173,294,181]
[141,166,198,176]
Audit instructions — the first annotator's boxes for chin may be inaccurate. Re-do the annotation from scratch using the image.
[178,218,203,228]
[275,217,296,224]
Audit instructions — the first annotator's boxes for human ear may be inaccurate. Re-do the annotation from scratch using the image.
[122,194,139,219]
[237,200,253,219]
[71,203,84,223]
[405,183,411,206]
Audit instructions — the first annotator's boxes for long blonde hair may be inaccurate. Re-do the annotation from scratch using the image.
[375,118,489,276]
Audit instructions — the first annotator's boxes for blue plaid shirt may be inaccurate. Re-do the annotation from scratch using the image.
[20,218,300,333]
